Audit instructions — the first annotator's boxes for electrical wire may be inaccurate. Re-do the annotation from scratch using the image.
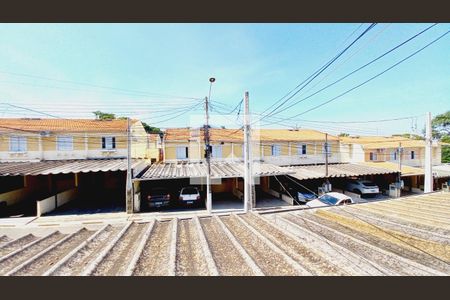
[259,23,439,123]
[264,29,450,124]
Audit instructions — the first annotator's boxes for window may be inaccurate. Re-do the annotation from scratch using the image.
[102,137,116,150]
[212,145,222,158]
[323,143,331,157]
[271,144,281,156]
[411,151,415,160]
[391,151,397,161]
[57,136,73,151]
[176,146,188,159]
[10,136,27,152]
[298,143,307,155]
[369,152,377,161]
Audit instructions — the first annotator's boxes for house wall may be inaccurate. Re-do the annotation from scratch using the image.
[0,121,148,162]
[361,146,441,167]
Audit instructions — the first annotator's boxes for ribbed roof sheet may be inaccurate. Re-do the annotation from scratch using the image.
[138,161,294,180]
[432,164,450,178]
[0,159,149,176]
[286,163,398,180]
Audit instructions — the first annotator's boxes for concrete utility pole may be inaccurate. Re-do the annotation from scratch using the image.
[204,96,212,213]
[325,133,329,177]
[126,117,133,213]
[204,77,215,213]
[398,142,403,184]
[424,112,433,193]
[243,91,254,213]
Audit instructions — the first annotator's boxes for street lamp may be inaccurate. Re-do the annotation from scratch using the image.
[205,77,215,213]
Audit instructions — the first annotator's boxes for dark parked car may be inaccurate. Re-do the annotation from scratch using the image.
[142,187,171,209]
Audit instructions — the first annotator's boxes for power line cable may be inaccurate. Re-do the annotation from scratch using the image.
[264,29,450,124]
[258,23,377,122]
[259,23,439,123]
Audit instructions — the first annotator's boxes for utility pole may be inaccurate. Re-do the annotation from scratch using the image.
[126,117,133,213]
[424,112,433,193]
[204,96,212,213]
[398,142,402,185]
[243,91,254,213]
[324,133,330,193]
[325,133,329,177]
[205,78,215,213]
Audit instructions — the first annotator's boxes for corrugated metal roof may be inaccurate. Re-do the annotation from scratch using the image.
[1,192,449,275]
[432,164,450,178]
[361,161,424,177]
[286,163,398,180]
[138,161,294,180]
[0,159,149,176]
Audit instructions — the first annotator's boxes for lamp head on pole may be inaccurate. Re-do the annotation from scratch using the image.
[209,77,216,83]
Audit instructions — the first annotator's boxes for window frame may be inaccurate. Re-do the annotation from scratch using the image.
[176,146,189,159]
[410,150,415,160]
[57,135,73,151]
[211,145,222,159]
[102,136,116,150]
[271,144,281,156]
[9,135,27,152]
[298,143,307,155]
[323,143,331,157]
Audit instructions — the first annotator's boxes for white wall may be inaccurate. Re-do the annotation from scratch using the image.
[263,154,341,166]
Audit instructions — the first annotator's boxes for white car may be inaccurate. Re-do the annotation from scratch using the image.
[178,187,202,206]
[346,180,380,195]
[306,192,354,208]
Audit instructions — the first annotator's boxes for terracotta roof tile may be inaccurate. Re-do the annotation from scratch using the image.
[164,128,335,142]
[0,118,139,133]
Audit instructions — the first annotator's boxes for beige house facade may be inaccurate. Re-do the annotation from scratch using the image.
[162,128,340,166]
[0,118,149,162]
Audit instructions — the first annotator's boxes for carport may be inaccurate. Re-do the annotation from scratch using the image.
[0,159,149,217]
[280,163,399,201]
[134,161,295,212]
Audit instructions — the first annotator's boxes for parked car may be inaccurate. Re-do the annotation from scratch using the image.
[143,187,171,209]
[178,187,203,207]
[286,186,316,204]
[346,179,380,196]
[306,192,354,208]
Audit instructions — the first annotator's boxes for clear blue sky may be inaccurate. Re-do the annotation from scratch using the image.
[0,23,448,136]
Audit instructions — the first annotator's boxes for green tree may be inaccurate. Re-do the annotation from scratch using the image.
[338,133,349,137]
[432,111,450,163]
[392,133,424,140]
[92,111,161,134]
[432,111,450,138]
[93,111,116,120]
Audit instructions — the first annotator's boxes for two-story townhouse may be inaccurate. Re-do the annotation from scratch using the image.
[162,127,340,166]
[257,129,340,166]
[0,118,150,216]
[0,118,148,161]
[339,136,441,167]
[339,135,445,193]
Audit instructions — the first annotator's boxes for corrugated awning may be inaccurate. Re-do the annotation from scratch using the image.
[286,163,398,181]
[361,161,424,177]
[137,161,294,180]
[432,164,450,178]
[0,159,150,177]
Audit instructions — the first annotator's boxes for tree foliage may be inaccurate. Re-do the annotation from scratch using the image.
[93,111,116,120]
[92,111,161,134]
[338,133,349,137]
[392,133,424,140]
[432,111,450,163]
